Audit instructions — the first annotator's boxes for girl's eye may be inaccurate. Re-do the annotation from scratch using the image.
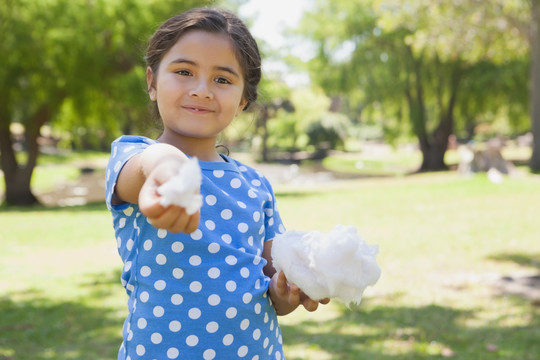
[176,70,192,76]
[215,76,231,85]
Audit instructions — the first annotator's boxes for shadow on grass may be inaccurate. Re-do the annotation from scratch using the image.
[487,252,540,271]
[0,270,124,360]
[281,301,540,360]
[0,201,108,214]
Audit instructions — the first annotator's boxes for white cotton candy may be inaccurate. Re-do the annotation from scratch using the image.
[156,157,203,215]
[271,225,381,306]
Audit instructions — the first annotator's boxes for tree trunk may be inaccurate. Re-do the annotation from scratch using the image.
[0,105,51,206]
[530,0,540,171]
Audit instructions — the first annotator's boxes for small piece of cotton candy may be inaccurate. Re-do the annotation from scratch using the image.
[271,225,381,306]
[157,157,203,215]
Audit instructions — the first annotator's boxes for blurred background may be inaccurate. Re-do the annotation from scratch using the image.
[1,0,539,359]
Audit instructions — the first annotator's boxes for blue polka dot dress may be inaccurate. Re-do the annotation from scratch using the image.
[105,136,287,360]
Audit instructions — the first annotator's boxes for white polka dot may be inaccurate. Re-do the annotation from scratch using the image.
[171,241,184,252]
[253,256,262,266]
[263,337,269,348]
[268,218,274,226]
[157,229,167,238]
[137,318,147,329]
[171,293,183,305]
[223,334,234,346]
[255,279,261,290]
[276,352,282,360]
[248,189,257,198]
[205,195,217,205]
[188,308,201,319]
[123,206,134,216]
[124,261,132,272]
[190,281,202,293]
[186,335,199,346]
[226,255,237,265]
[265,208,274,216]
[208,294,221,306]
[116,236,121,248]
[169,320,181,332]
[206,321,219,333]
[143,239,152,250]
[213,170,225,178]
[239,166,248,172]
[191,229,203,240]
[268,344,274,355]
[167,347,179,359]
[156,254,167,265]
[238,223,249,233]
[119,218,126,228]
[126,239,134,251]
[208,242,220,254]
[205,220,216,230]
[140,291,149,303]
[203,349,216,360]
[270,319,275,331]
[189,255,202,266]
[254,303,262,314]
[240,267,250,278]
[221,234,232,244]
[237,202,247,210]
[113,160,122,172]
[226,280,237,292]
[221,209,233,220]
[154,280,166,291]
[230,178,242,188]
[226,307,237,319]
[172,268,184,279]
[253,328,261,340]
[242,293,253,304]
[240,319,250,330]
[153,306,164,317]
[151,332,162,344]
[136,344,145,356]
[238,345,248,357]
[140,266,151,277]
[253,211,261,222]
[208,267,220,279]
[264,312,269,323]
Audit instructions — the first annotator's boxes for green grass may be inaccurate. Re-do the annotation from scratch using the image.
[1,164,540,359]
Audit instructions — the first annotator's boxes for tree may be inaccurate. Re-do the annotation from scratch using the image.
[530,0,540,171]
[0,0,209,206]
[294,0,529,171]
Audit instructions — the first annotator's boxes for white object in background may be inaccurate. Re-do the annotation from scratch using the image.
[157,157,203,215]
[272,225,381,305]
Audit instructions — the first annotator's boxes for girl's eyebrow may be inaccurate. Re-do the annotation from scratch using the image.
[169,58,240,79]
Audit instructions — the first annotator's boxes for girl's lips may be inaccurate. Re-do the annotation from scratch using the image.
[183,105,213,113]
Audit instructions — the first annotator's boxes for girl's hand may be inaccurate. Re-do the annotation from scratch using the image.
[139,161,200,233]
[269,271,330,315]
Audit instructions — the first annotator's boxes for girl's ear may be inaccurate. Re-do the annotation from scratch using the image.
[146,67,157,101]
[236,98,248,116]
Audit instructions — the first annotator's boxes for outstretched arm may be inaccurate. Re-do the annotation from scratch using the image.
[113,143,200,233]
[262,240,329,316]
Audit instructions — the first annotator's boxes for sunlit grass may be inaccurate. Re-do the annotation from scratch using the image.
[1,158,539,359]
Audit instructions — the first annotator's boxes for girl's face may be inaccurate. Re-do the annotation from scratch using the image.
[147,30,247,146]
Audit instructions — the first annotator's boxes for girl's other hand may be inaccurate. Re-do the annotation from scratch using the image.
[139,161,200,233]
[269,271,330,315]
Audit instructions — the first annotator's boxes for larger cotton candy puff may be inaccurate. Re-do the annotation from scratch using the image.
[271,225,381,305]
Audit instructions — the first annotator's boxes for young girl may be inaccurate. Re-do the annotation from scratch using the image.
[105,7,328,360]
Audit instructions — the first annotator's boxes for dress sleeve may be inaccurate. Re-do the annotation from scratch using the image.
[104,135,157,210]
[261,176,286,241]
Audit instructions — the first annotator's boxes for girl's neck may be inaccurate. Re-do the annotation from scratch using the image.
[157,133,225,162]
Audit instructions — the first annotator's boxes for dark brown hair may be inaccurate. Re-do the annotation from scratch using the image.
[146,7,261,117]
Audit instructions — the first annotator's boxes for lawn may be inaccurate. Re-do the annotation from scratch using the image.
[1,156,539,359]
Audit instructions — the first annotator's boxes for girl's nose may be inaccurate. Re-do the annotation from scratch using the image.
[189,80,213,100]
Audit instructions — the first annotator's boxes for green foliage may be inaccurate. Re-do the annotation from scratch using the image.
[0,0,214,147]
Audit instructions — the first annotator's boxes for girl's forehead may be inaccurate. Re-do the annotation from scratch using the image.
[162,30,242,70]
